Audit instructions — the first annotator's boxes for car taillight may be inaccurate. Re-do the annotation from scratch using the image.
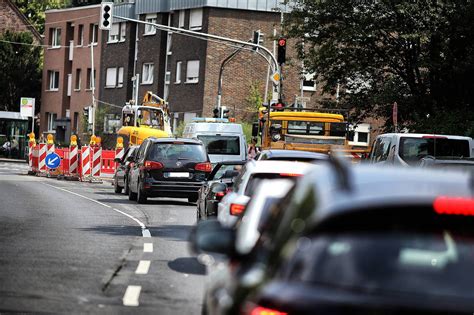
[195,162,212,172]
[249,306,287,315]
[422,135,448,139]
[280,173,302,177]
[230,203,246,216]
[215,191,225,199]
[433,196,474,216]
[141,160,163,171]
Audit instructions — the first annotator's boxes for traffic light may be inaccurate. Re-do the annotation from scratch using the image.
[222,106,230,119]
[213,107,219,118]
[252,30,264,51]
[277,38,287,65]
[100,2,114,30]
[83,106,89,118]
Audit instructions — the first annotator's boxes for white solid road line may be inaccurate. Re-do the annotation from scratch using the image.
[143,243,153,253]
[135,260,151,275]
[44,184,151,238]
[123,285,142,306]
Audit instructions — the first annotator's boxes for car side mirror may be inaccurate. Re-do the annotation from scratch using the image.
[190,219,235,256]
[114,157,122,163]
[211,182,227,194]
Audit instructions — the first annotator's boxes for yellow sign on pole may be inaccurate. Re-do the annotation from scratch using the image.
[271,71,280,85]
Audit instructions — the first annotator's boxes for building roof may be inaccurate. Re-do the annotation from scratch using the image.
[1,0,42,43]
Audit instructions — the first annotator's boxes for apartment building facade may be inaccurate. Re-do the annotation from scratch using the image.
[41,0,321,140]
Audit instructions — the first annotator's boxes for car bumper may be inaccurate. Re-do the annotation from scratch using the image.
[144,180,203,197]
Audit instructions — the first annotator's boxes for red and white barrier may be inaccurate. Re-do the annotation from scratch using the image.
[81,146,91,178]
[28,141,34,171]
[69,145,78,175]
[92,147,102,178]
[115,147,124,161]
[38,143,47,173]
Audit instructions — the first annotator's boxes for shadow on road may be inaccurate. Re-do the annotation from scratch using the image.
[168,257,206,275]
[148,225,192,242]
[141,199,194,207]
[78,225,142,236]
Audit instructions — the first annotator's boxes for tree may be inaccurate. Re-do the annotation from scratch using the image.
[0,31,42,113]
[286,0,474,136]
[13,0,70,34]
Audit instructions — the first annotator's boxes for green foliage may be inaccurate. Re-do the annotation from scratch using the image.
[243,80,265,123]
[13,0,70,34]
[173,121,186,137]
[0,31,42,112]
[286,0,474,136]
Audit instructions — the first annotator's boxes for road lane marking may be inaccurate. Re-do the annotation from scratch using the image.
[123,285,141,306]
[43,183,151,238]
[143,243,153,253]
[135,260,151,274]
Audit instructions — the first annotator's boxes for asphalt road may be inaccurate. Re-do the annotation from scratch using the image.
[0,162,205,314]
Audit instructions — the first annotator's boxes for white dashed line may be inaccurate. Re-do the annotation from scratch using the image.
[143,243,153,253]
[123,285,141,306]
[135,260,151,274]
[142,228,151,238]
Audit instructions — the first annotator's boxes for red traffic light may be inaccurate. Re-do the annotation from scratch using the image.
[278,38,286,47]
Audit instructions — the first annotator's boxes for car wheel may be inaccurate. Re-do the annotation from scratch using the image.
[137,180,148,204]
[128,180,137,201]
[124,176,130,195]
[188,195,198,203]
[114,177,122,194]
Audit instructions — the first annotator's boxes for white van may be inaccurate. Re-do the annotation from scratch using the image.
[183,119,247,164]
[369,133,474,166]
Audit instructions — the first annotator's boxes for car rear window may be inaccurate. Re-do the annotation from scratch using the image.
[147,142,207,162]
[283,207,474,300]
[197,135,240,155]
[399,137,470,165]
[244,173,299,196]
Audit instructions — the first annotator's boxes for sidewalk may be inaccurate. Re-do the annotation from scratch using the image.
[0,157,27,164]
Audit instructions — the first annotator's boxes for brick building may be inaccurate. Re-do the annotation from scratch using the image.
[0,0,42,43]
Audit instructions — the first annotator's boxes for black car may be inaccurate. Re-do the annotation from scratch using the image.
[193,163,474,315]
[256,149,328,162]
[128,137,211,204]
[196,161,245,220]
[113,145,139,194]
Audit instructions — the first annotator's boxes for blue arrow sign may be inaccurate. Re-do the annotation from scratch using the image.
[45,152,61,169]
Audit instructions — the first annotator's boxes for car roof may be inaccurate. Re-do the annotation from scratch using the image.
[296,164,474,227]
[259,149,328,160]
[246,160,314,174]
[376,133,473,140]
[147,137,203,144]
[215,160,247,166]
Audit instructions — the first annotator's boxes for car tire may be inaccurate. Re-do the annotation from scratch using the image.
[124,176,130,195]
[128,180,137,201]
[188,195,198,203]
[114,178,122,194]
[137,181,148,204]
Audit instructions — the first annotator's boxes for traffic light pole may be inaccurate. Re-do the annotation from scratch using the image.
[90,43,96,136]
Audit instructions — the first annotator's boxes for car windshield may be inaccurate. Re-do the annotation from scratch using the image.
[294,229,474,299]
[148,143,207,161]
[399,137,470,165]
[137,108,163,128]
[197,135,240,155]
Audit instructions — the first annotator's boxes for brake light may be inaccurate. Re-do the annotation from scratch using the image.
[195,162,212,172]
[433,196,474,216]
[422,135,448,139]
[280,173,302,177]
[215,191,225,198]
[230,203,246,216]
[250,306,287,315]
[141,160,163,171]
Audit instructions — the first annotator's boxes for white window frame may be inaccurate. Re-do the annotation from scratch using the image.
[189,9,203,31]
[144,14,157,35]
[142,63,154,84]
[185,60,199,84]
[47,113,55,131]
[67,73,72,96]
[108,23,120,43]
[106,67,117,88]
[175,61,182,84]
[118,67,124,87]
[87,68,95,90]
[302,72,316,91]
[178,10,185,28]
[51,28,61,48]
[120,23,126,42]
[48,71,59,91]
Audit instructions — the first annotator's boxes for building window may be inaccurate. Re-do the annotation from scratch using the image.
[48,71,59,90]
[189,9,203,30]
[47,112,56,131]
[77,25,84,46]
[73,112,79,132]
[50,28,61,47]
[186,60,199,83]
[302,72,316,91]
[166,33,172,55]
[120,23,126,41]
[89,24,98,44]
[75,69,81,90]
[178,10,185,28]
[165,71,171,84]
[175,61,182,84]
[108,23,120,42]
[87,68,95,89]
[142,63,154,84]
[144,14,157,35]
[106,68,117,88]
[118,67,124,87]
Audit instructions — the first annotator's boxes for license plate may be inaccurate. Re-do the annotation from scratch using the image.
[168,172,190,178]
